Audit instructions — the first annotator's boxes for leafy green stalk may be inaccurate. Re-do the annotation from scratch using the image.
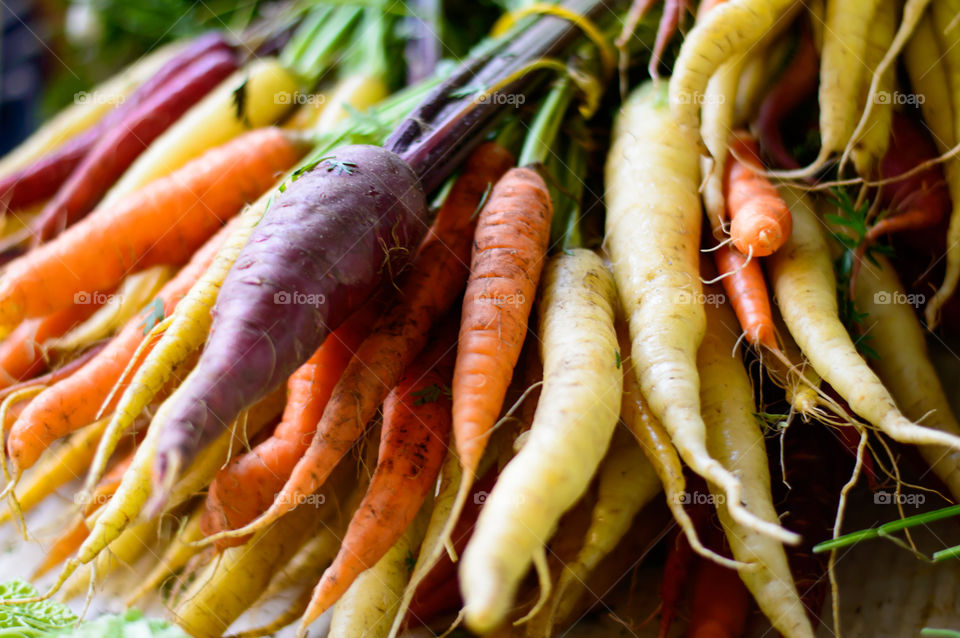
[812,504,960,553]
[518,78,574,167]
[284,5,363,87]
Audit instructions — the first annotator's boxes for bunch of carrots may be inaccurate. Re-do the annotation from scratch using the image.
[1,0,960,637]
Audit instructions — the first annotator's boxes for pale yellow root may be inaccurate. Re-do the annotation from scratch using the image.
[606,81,795,545]
[700,56,747,234]
[847,0,896,176]
[172,499,327,638]
[61,518,159,601]
[0,41,186,178]
[100,58,299,209]
[699,292,814,638]
[843,0,932,172]
[86,193,270,495]
[615,317,746,571]
[905,11,956,151]
[52,266,174,353]
[323,506,430,638]
[925,0,960,325]
[460,250,623,634]
[669,0,796,132]
[545,428,660,632]
[854,256,960,500]
[770,187,960,451]
[313,72,389,133]
[0,418,108,524]
[126,508,205,605]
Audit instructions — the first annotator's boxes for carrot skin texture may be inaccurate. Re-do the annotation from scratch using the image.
[714,244,776,349]
[0,33,231,213]
[5,220,232,470]
[300,334,453,626]
[0,127,303,327]
[453,166,553,475]
[203,143,510,543]
[31,50,238,242]
[725,133,792,257]
[153,145,427,487]
[201,302,379,545]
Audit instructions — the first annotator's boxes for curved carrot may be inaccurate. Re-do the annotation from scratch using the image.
[299,328,455,630]
[200,301,379,546]
[201,142,512,545]
[685,550,751,638]
[725,132,792,257]
[0,301,101,387]
[31,49,238,242]
[0,126,305,330]
[6,220,234,471]
[713,244,776,349]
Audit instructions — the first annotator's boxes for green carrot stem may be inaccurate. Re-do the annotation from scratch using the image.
[518,79,574,167]
[813,504,960,553]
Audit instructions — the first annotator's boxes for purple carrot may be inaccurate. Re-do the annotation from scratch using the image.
[152,145,428,487]
[30,48,238,243]
[0,33,231,214]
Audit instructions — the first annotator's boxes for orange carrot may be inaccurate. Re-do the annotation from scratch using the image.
[452,166,552,478]
[0,127,305,328]
[299,326,455,629]
[200,301,380,547]
[199,142,513,545]
[713,244,776,349]
[685,551,751,638]
[6,220,234,471]
[725,131,792,257]
[0,343,105,403]
[0,302,101,387]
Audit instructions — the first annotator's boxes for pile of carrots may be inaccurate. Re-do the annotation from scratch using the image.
[1,0,960,637]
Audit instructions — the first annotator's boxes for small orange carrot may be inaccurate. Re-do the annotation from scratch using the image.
[6,220,234,471]
[452,165,552,479]
[725,131,792,257]
[0,302,101,387]
[713,244,776,349]
[200,301,379,547]
[199,142,513,546]
[299,325,455,630]
[685,550,751,638]
[0,127,305,329]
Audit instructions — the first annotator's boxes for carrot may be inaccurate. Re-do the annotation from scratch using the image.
[298,327,454,630]
[700,56,747,234]
[770,187,960,451]
[854,256,960,501]
[201,302,378,546]
[699,289,813,638]
[649,0,687,79]
[151,145,427,497]
[606,82,793,544]
[0,41,185,180]
[713,244,775,350]
[202,141,511,545]
[325,506,429,638]
[547,427,660,632]
[725,132,792,257]
[461,249,620,633]
[685,546,751,638]
[126,508,205,605]
[657,503,711,638]
[6,219,235,472]
[51,266,173,354]
[62,518,161,600]
[0,301,101,387]
[669,0,794,131]
[0,34,232,216]
[33,516,89,578]
[754,20,818,170]
[0,127,305,329]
